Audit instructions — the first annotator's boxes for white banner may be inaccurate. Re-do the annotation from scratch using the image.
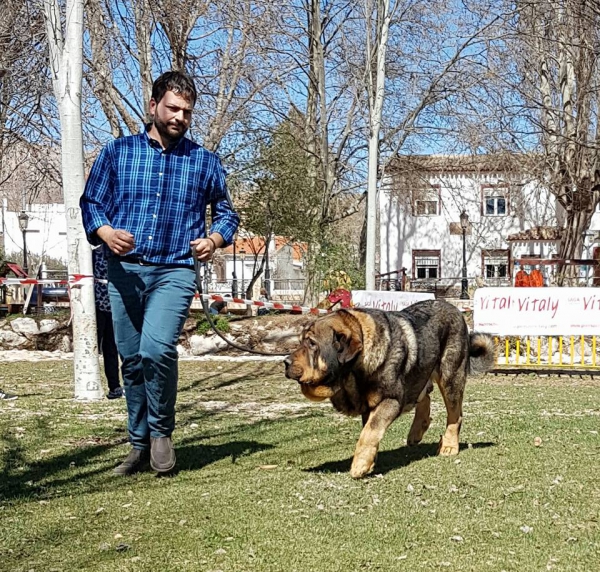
[351,290,434,312]
[474,287,600,335]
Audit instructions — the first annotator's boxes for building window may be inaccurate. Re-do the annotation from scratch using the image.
[482,249,510,279]
[413,250,441,279]
[412,186,440,216]
[482,185,509,216]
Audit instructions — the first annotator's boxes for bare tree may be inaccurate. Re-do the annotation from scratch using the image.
[518,0,600,279]
[86,0,144,136]
[152,0,209,70]
[347,0,501,286]
[84,0,155,136]
[455,1,600,282]
[0,1,60,209]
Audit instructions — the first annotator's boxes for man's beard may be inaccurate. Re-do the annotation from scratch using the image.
[153,115,187,144]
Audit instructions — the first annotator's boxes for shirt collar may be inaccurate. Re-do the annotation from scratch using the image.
[143,124,187,152]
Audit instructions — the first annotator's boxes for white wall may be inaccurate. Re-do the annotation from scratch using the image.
[1,202,68,263]
[379,171,561,279]
[223,258,255,291]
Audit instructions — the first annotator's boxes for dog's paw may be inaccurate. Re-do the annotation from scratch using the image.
[350,453,376,479]
[350,462,373,479]
[437,436,459,456]
[407,416,432,446]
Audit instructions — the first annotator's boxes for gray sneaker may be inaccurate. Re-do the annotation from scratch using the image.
[150,437,176,473]
[0,389,18,401]
[113,448,150,476]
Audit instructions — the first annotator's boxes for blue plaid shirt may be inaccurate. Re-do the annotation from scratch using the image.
[80,130,240,266]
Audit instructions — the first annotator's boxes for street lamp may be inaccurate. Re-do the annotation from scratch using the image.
[18,211,29,276]
[231,238,238,298]
[459,210,469,300]
[239,248,246,298]
[264,235,271,299]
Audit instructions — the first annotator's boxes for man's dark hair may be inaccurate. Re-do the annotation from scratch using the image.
[151,71,197,105]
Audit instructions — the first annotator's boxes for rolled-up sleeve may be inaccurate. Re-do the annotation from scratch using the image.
[80,145,115,246]
[208,158,240,245]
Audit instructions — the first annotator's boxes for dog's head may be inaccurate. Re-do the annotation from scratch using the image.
[284,310,363,401]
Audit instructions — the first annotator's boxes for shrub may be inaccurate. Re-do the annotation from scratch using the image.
[196,315,230,336]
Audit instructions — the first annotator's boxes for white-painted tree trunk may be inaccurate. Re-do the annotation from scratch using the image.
[365,0,391,290]
[43,0,102,399]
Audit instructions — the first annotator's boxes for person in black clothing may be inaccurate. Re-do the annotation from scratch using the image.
[93,246,123,399]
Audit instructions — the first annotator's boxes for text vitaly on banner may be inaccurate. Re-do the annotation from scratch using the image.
[352,290,434,312]
[474,287,600,335]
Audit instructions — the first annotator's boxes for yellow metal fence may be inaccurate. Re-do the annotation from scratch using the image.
[494,335,600,370]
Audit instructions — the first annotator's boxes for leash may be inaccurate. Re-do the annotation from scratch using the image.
[194,256,290,357]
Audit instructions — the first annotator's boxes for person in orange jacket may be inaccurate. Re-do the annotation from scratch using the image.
[514,267,531,287]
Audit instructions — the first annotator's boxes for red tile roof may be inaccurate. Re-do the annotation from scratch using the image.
[388,153,535,174]
[220,236,307,261]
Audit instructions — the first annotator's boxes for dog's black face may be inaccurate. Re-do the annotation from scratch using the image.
[284,312,363,401]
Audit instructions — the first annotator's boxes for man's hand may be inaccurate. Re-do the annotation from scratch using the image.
[190,235,221,262]
[97,225,135,255]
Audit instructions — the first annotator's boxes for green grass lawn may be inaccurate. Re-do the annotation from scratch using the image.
[1,361,600,572]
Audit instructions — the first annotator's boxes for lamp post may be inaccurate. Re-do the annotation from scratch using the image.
[18,211,29,276]
[459,210,469,300]
[264,234,271,298]
[239,248,246,298]
[232,238,238,298]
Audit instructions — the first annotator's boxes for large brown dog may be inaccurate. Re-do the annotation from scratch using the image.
[284,300,494,478]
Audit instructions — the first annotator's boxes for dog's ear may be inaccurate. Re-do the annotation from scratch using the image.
[332,312,363,364]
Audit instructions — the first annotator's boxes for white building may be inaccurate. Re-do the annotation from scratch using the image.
[379,154,600,293]
[1,201,68,265]
[211,236,306,301]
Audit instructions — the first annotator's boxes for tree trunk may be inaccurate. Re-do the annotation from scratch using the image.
[133,0,153,122]
[365,0,390,290]
[44,0,102,399]
[86,0,123,138]
[556,207,592,285]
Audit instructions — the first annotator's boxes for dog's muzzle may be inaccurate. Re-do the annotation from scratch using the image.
[283,355,297,380]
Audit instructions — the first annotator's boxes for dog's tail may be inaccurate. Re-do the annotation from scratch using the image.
[468,333,495,375]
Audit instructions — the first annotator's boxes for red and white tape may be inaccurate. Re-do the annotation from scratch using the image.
[0,276,102,286]
[195,293,330,315]
[0,276,329,315]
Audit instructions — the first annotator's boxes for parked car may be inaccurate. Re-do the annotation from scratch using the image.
[29,284,70,307]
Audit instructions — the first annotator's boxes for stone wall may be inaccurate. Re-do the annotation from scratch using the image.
[0,312,309,356]
[0,316,72,352]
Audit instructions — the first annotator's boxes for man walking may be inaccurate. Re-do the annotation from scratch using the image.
[80,71,239,475]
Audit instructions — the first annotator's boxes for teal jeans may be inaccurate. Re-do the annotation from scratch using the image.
[107,259,196,450]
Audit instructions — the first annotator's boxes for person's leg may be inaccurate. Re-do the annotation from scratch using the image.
[96,309,121,395]
[101,311,122,392]
[107,260,146,449]
[139,265,195,440]
[96,308,104,356]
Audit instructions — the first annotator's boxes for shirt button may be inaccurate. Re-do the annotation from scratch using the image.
[153,214,157,218]
[156,193,160,197]
[148,236,153,240]
[159,172,163,176]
